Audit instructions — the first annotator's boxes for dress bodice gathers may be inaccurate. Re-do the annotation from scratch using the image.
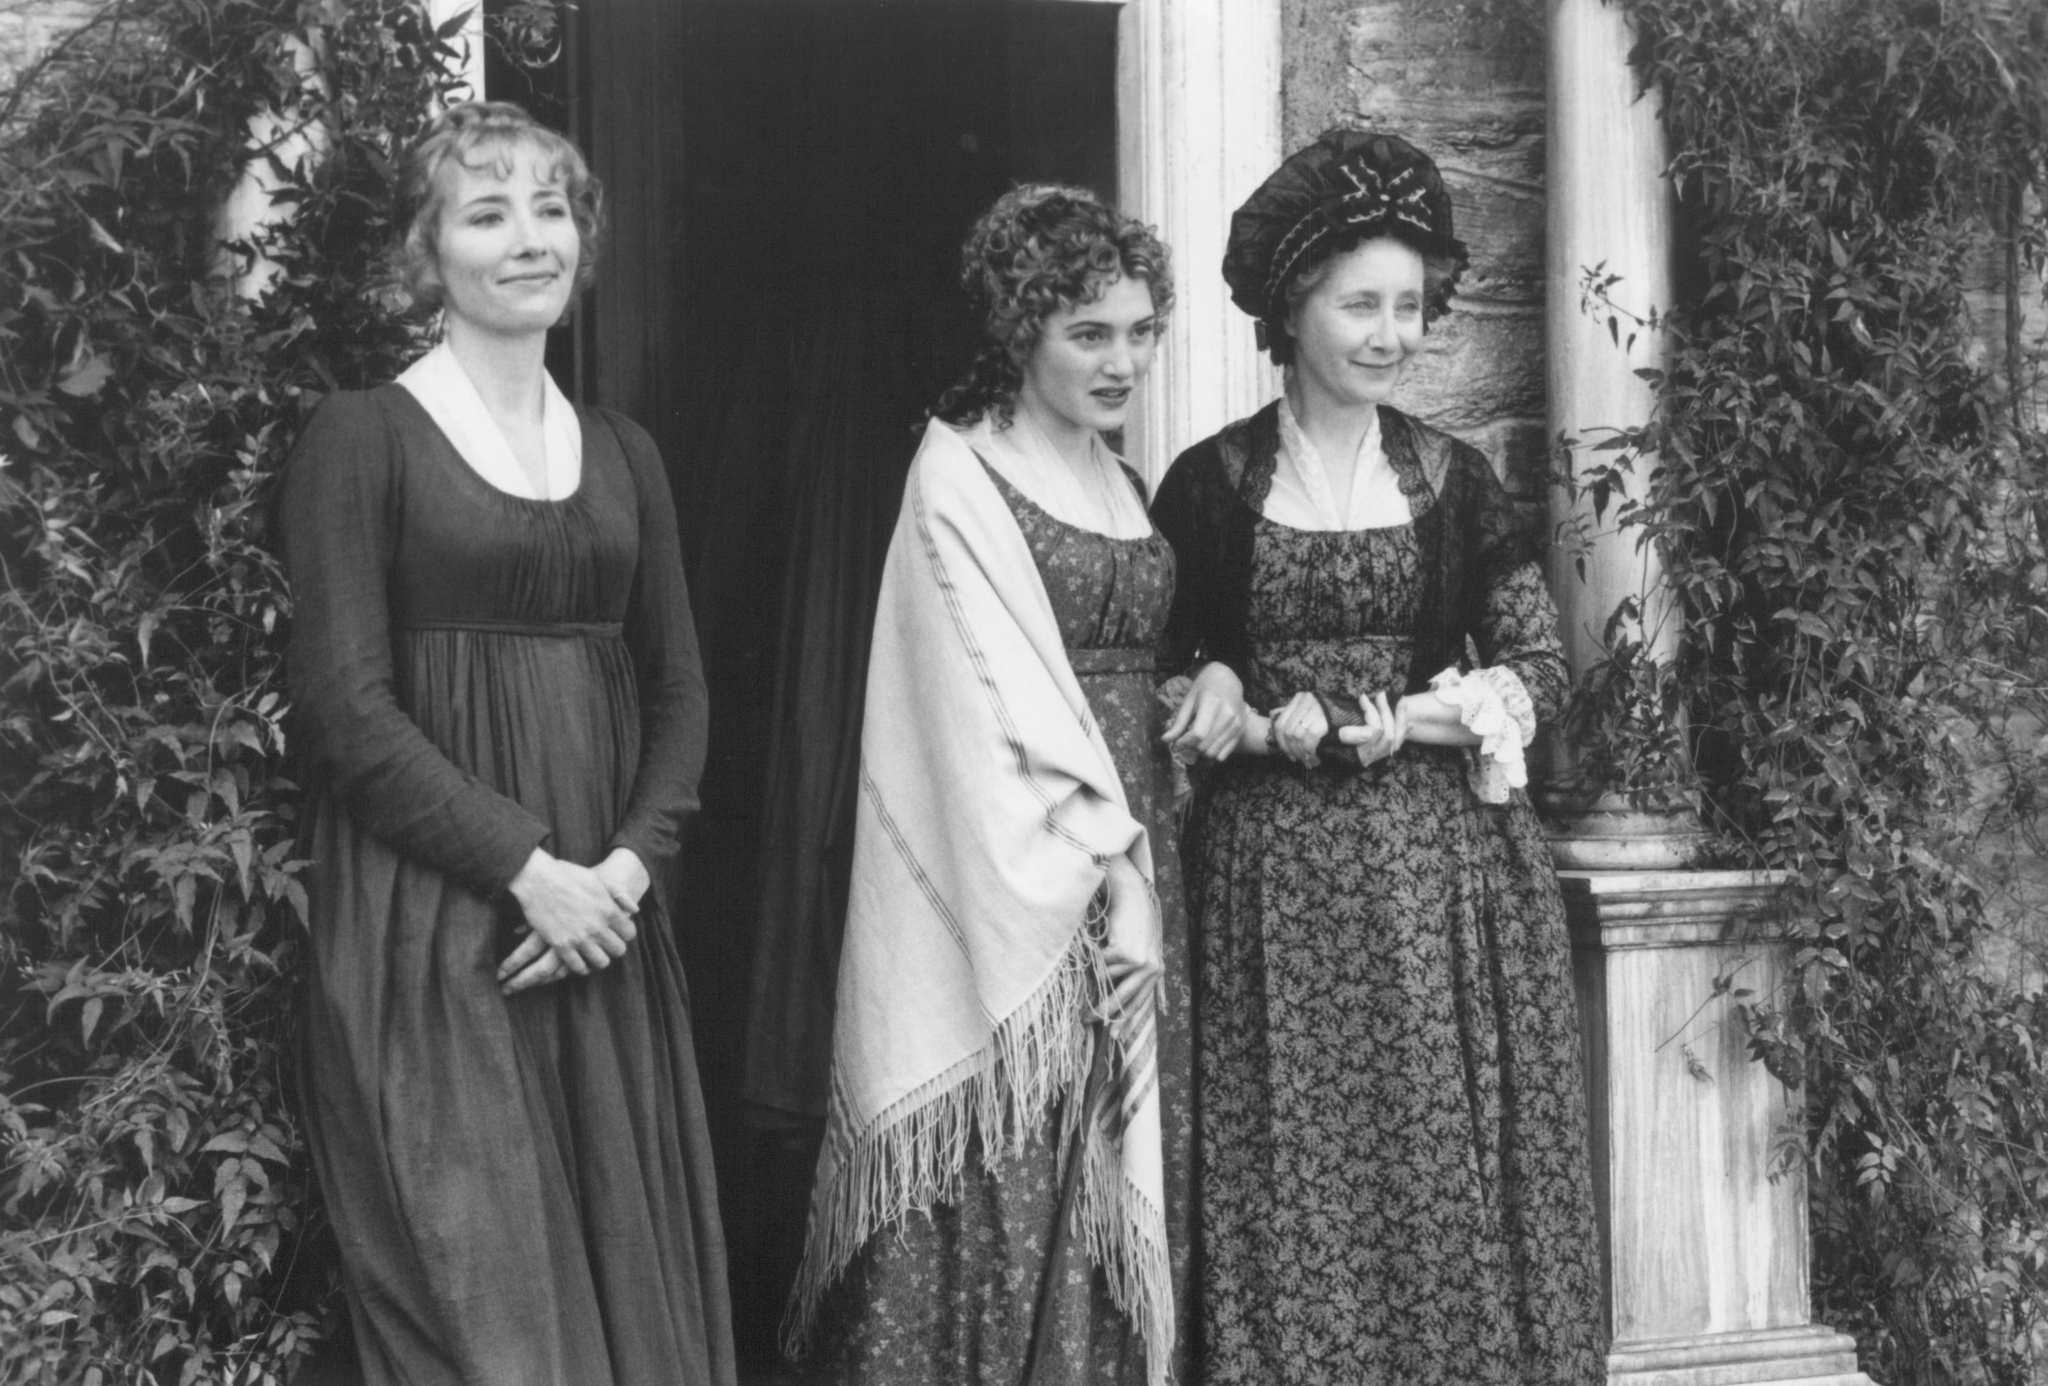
[378,386,639,632]
[982,460,1176,662]
[1240,518,1421,711]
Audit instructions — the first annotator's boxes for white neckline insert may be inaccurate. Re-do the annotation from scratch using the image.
[1268,397,1413,531]
[396,341,583,501]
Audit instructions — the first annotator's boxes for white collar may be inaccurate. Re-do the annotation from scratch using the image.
[1269,397,1410,531]
[396,341,582,500]
[963,412,1153,541]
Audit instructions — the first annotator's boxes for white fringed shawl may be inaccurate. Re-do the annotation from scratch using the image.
[785,418,1172,1382]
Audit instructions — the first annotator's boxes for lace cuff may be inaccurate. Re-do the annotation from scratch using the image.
[1429,666,1537,804]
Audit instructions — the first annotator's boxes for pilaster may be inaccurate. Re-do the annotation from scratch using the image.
[1117,0,1283,482]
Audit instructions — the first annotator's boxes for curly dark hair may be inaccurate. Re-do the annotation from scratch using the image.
[935,184,1174,428]
[391,101,605,312]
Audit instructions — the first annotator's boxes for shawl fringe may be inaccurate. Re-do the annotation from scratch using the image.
[782,925,1174,1385]
[783,421,1176,1385]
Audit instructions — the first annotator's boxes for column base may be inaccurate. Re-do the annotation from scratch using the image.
[1537,788,1712,870]
[1609,1326,1871,1386]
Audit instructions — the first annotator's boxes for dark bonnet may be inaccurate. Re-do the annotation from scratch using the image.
[1222,129,1469,339]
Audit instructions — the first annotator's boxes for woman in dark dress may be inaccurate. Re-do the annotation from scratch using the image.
[279,102,734,1386]
[1151,130,1605,1386]
[786,185,1232,1386]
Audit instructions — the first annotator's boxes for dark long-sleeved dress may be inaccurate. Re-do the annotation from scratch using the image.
[1151,401,1604,1386]
[812,459,1191,1386]
[280,386,735,1386]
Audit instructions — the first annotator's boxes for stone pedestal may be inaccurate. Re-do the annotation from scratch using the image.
[1607,1327,1868,1386]
[1563,871,1872,1386]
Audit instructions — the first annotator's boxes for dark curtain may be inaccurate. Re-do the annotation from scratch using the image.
[741,288,950,1124]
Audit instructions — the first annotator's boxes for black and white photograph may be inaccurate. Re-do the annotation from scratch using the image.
[0,1,2044,1384]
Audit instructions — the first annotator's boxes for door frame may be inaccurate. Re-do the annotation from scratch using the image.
[1107,0,1284,478]
[465,0,1283,480]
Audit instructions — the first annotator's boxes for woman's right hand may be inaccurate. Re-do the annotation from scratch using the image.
[1099,855,1163,1021]
[1162,661,1248,764]
[498,848,640,996]
[1336,690,1408,768]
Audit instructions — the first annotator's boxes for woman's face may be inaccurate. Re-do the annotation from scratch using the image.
[1285,236,1425,412]
[1017,273,1160,437]
[427,142,580,339]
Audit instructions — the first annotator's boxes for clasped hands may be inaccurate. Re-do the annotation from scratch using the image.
[499,846,649,996]
[1266,689,1408,769]
[1162,661,1407,771]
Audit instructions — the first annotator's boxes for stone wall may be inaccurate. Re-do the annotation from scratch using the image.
[0,0,95,83]
[1282,0,1551,532]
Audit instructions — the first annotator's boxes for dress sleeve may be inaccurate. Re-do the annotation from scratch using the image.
[601,412,710,872]
[1414,563,1564,803]
[1152,445,1224,677]
[1405,440,1570,798]
[1471,562,1569,726]
[1464,436,1569,726]
[281,393,550,895]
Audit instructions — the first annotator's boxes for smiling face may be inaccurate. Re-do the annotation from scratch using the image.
[425,140,581,340]
[1015,273,1160,440]
[1284,236,1426,413]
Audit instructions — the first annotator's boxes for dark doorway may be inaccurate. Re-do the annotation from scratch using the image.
[572,4,1119,1371]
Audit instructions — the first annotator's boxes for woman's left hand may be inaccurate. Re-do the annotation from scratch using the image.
[592,848,650,914]
[1268,691,1329,768]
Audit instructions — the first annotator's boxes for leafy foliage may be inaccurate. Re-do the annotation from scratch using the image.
[1574,0,2048,1379]
[0,3,546,1380]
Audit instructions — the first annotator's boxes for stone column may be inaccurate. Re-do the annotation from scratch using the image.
[1542,0,1704,868]
[1564,871,1872,1386]
[1547,6,1871,1384]
[1546,0,1672,688]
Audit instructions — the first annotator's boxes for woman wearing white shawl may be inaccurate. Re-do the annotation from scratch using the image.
[785,186,1242,1386]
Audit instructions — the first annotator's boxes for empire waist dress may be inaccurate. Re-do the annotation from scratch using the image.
[280,385,735,1386]
[1153,401,1604,1386]
[813,460,1192,1386]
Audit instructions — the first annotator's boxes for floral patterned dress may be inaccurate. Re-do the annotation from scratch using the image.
[811,462,1191,1386]
[1153,403,1604,1386]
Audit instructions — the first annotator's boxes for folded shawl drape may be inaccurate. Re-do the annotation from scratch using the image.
[786,418,1173,1383]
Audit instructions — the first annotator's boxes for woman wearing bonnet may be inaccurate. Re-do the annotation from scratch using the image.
[786,184,1232,1386]
[1151,130,1605,1384]
[279,102,732,1384]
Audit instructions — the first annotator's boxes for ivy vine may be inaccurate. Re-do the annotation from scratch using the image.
[0,4,550,1381]
[5,0,2047,1383]
[1572,0,2048,1379]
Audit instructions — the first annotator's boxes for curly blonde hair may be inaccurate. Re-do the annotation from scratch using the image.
[936,184,1174,427]
[391,101,604,311]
